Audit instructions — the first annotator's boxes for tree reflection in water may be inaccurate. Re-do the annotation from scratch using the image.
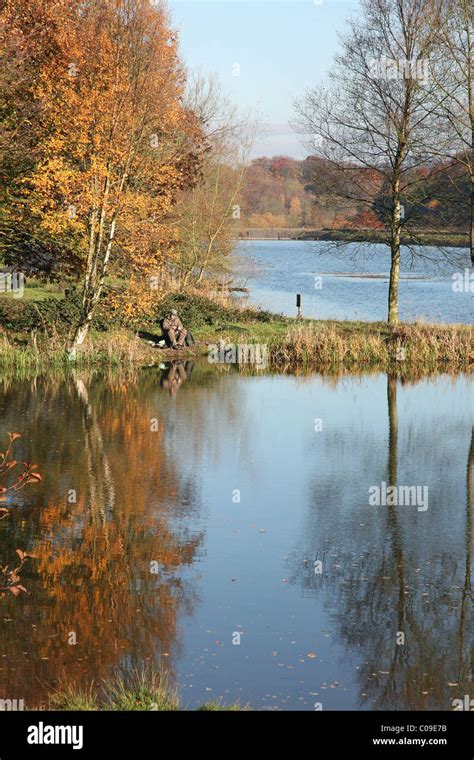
[0,368,471,710]
[0,370,206,707]
[289,374,474,710]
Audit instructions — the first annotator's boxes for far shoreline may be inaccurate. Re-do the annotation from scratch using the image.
[236,228,470,249]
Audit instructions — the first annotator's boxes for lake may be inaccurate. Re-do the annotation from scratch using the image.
[0,365,472,711]
[234,240,473,324]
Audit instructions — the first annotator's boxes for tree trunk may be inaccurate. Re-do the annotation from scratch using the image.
[388,195,402,325]
[70,307,94,350]
[471,165,474,265]
[69,213,116,355]
[195,265,205,285]
[388,244,401,325]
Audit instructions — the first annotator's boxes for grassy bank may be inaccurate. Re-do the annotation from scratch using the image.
[48,669,247,712]
[0,291,471,372]
[195,313,472,372]
[0,328,161,369]
[0,318,469,373]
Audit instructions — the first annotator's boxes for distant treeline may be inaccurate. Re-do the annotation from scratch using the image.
[238,155,470,234]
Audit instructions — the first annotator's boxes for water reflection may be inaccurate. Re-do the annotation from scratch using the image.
[0,366,471,709]
[160,361,194,398]
[0,369,208,707]
[291,374,474,709]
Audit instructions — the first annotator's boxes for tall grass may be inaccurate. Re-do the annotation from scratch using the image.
[0,319,471,372]
[273,322,472,371]
[104,668,179,711]
[0,330,161,369]
[49,667,246,712]
[50,683,98,712]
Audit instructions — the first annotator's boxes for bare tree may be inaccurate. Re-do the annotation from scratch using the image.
[428,0,474,264]
[175,74,258,290]
[294,0,447,324]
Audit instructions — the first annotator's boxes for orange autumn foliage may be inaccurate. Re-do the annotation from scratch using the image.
[0,376,202,705]
[2,0,205,343]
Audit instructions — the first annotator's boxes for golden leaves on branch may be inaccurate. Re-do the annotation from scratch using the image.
[2,0,205,297]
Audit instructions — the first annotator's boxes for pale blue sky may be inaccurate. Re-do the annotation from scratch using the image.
[169,0,360,157]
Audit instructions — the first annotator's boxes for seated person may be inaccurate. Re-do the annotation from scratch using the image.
[162,309,187,349]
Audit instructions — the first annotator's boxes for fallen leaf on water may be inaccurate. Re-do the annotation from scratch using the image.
[306,653,317,659]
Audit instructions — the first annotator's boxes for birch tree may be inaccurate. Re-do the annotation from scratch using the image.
[1,0,203,350]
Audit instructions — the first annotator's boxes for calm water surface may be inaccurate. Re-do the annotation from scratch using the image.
[235,240,472,324]
[0,365,472,710]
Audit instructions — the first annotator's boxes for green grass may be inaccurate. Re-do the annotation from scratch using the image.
[195,316,385,344]
[0,286,62,301]
[0,317,470,373]
[0,286,470,373]
[0,276,124,302]
[195,318,291,347]
[195,317,472,371]
[104,669,179,711]
[49,668,247,712]
[50,683,99,712]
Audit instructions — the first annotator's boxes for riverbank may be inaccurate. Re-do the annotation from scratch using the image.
[0,310,471,373]
[0,289,470,372]
[238,227,469,248]
[196,319,472,373]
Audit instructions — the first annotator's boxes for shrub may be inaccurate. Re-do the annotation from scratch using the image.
[0,293,81,333]
[0,290,115,334]
[157,293,276,328]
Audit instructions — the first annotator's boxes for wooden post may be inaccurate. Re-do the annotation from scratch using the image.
[296,293,302,320]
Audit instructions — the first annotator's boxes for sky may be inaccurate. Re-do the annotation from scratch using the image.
[168,0,360,158]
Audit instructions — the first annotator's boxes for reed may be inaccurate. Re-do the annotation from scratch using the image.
[0,330,161,368]
[272,321,472,371]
